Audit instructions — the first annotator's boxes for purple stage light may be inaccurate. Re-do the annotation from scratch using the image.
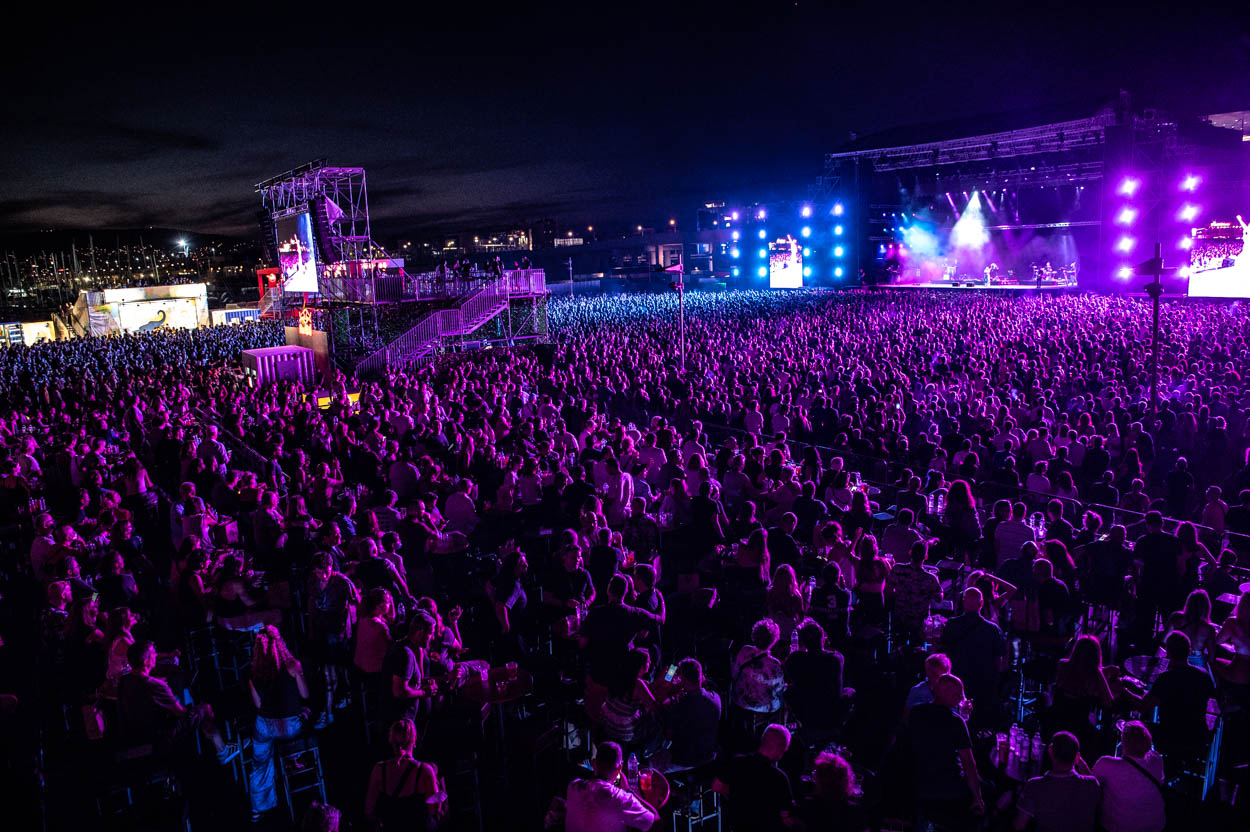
[731,211,740,221]
[1178,204,1199,222]
[1116,236,1136,253]
[1117,266,1134,279]
[1181,175,1200,192]
[1118,177,1140,197]
[1116,207,1137,226]
[1179,236,1194,250]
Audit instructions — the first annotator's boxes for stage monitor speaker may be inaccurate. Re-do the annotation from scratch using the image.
[257,209,279,268]
[311,196,339,265]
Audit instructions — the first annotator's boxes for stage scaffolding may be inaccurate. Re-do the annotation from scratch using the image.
[256,160,381,361]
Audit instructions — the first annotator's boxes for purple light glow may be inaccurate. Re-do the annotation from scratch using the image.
[1117,266,1134,279]
[1178,204,1200,222]
[1181,175,1200,192]
[1179,236,1194,250]
[1118,177,1140,197]
[1115,236,1136,253]
[1116,207,1137,226]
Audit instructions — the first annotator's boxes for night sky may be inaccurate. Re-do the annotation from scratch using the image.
[2,3,1247,239]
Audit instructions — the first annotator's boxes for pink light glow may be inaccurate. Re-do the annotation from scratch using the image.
[1116,207,1137,225]
[1181,175,1200,192]
[1178,204,1199,222]
[1117,266,1134,279]
[1118,177,1140,197]
[1179,236,1194,250]
[1116,236,1136,253]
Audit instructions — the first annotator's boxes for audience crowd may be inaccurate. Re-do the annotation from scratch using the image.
[1,289,1250,830]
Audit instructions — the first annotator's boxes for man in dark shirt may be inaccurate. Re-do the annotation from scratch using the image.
[662,658,722,769]
[580,575,663,688]
[118,640,185,747]
[938,588,1006,725]
[766,513,802,569]
[381,613,436,724]
[784,621,846,734]
[1033,558,1072,635]
[1133,632,1216,763]
[792,482,828,542]
[713,724,794,832]
[1043,499,1075,550]
[541,544,595,615]
[587,528,624,596]
[1134,511,1184,644]
[908,674,985,826]
[1014,731,1100,832]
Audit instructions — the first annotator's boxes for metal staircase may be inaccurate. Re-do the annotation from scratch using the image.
[354,272,511,376]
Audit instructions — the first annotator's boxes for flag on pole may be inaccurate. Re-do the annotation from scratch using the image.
[664,263,684,273]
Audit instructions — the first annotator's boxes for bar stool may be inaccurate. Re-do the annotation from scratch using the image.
[277,735,326,823]
[668,759,722,832]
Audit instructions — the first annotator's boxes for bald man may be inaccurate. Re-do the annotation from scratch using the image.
[938,587,1006,724]
[713,724,794,831]
[909,674,985,826]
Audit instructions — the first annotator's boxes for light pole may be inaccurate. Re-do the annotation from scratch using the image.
[1136,242,1175,417]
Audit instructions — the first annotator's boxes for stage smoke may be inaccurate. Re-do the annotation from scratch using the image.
[951,192,989,250]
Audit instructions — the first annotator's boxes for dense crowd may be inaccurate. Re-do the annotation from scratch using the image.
[2,289,1250,831]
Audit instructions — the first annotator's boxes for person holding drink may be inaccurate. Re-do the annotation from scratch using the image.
[565,740,659,832]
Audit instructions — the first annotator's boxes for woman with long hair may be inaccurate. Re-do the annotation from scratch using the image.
[1051,634,1114,748]
[103,606,138,688]
[737,528,771,588]
[1166,589,1217,668]
[767,563,807,643]
[848,533,891,630]
[944,479,981,558]
[364,719,444,830]
[600,649,661,756]
[796,751,867,832]
[1176,522,1213,594]
[247,626,309,820]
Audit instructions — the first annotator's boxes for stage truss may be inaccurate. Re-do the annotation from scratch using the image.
[256,160,380,362]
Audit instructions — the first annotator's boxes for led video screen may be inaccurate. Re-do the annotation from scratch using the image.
[276,211,319,293]
[769,236,803,289]
[1187,217,1249,298]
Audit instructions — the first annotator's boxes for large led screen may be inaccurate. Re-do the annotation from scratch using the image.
[276,211,319,293]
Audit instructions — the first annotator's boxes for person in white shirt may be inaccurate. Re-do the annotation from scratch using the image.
[564,741,658,832]
[1091,721,1166,832]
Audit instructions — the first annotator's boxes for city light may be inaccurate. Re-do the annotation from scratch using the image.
[1181,174,1200,192]
[757,266,767,277]
[800,226,812,238]
[758,229,767,239]
[834,225,843,235]
[1116,207,1137,225]
[800,205,812,218]
[1116,236,1136,253]
[832,203,844,216]
[1178,204,1200,222]
[669,218,676,226]
[833,246,845,257]
[834,266,844,277]
[1118,177,1140,197]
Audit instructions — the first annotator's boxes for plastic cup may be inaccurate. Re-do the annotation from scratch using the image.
[639,770,653,792]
